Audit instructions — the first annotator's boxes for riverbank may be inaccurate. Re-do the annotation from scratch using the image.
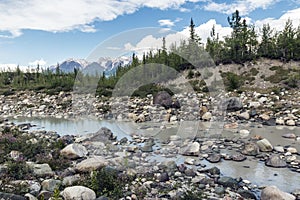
[0,117,299,199]
[1,89,300,127]
[0,91,300,199]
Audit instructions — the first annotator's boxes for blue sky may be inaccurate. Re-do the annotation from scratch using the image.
[0,0,300,70]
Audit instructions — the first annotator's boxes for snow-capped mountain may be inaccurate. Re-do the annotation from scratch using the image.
[51,56,131,75]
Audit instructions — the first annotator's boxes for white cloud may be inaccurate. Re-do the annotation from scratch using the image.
[0,0,200,38]
[158,18,182,27]
[28,59,47,67]
[255,8,300,32]
[204,0,280,15]
[158,19,175,27]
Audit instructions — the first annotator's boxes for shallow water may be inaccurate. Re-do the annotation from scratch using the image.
[11,117,300,193]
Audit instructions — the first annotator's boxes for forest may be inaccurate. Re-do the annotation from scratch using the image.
[0,10,300,96]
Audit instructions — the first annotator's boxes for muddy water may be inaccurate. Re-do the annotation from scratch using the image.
[11,117,300,193]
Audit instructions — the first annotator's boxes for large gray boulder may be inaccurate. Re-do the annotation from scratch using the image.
[265,155,287,168]
[261,186,295,200]
[0,192,26,200]
[60,143,88,159]
[180,142,200,156]
[27,162,54,176]
[153,91,180,109]
[62,186,96,200]
[242,143,260,156]
[76,156,108,172]
[219,97,243,112]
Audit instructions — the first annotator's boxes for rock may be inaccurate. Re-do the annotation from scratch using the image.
[266,155,287,168]
[232,154,247,162]
[60,143,88,159]
[218,176,239,190]
[274,146,285,153]
[154,90,171,108]
[27,162,54,176]
[80,127,115,144]
[256,138,273,152]
[28,181,41,195]
[180,142,200,156]
[158,172,169,182]
[38,190,53,199]
[62,186,96,200]
[206,154,221,163]
[249,109,257,117]
[276,118,285,125]
[259,97,268,104]
[286,119,296,126]
[292,189,300,199]
[63,175,81,186]
[248,101,260,108]
[184,168,196,177]
[0,192,26,200]
[242,143,260,156]
[41,179,61,192]
[238,189,257,200]
[287,147,297,154]
[76,156,108,172]
[262,118,276,126]
[261,186,296,200]
[10,150,23,161]
[25,193,38,200]
[136,114,145,122]
[239,129,250,138]
[207,167,220,175]
[199,106,208,116]
[141,143,153,152]
[238,112,250,120]
[201,112,212,121]
[282,133,297,139]
[215,186,225,195]
[260,113,270,121]
[220,97,243,112]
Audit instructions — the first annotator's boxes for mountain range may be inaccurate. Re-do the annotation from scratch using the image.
[50,56,132,75]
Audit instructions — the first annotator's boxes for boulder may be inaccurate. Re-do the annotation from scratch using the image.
[286,119,296,126]
[261,186,295,200]
[219,97,243,112]
[201,112,212,121]
[0,192,26,200]
[242,143,260,156]
[238,111,250,120]
[60,143,88,159]
[206,154,221,163]
[153,91,180,109]
[282,133,296,139]
[27,162,54,176]
[62,186,96,200]
[76,156,108,172]
[265,155,287,168]
[262,118,276,126]
[180,142,200,156]
[41,179,61,192]
[218,176,239,190]
[256,138,273,152]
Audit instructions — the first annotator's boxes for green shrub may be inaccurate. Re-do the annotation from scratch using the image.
[5,160,32,180]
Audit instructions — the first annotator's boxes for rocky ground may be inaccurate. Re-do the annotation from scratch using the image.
[0,90,300,199]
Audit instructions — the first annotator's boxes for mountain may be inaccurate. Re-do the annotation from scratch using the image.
[51,57,131,75]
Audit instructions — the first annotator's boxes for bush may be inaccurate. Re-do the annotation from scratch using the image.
[5,160,32,180]
[222,72,243,91]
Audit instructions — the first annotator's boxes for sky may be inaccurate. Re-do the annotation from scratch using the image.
[0,0,300,70]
